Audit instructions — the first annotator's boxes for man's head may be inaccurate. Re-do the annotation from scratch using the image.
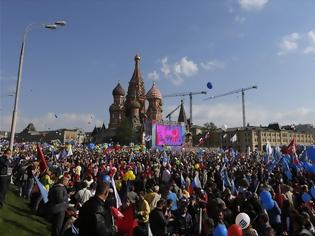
[3,149,12,158]
[95,181,110,201]
[156,199,165,209]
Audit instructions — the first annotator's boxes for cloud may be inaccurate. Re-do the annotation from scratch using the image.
[234,15,246,24]
[147,70,159,81]
[0,112,103,132]
[163,103,315,127]
[304,30,315,54]
[277,32,300,56]
[200,60,225,71]
[239,0,269,11]
[160,57,199,86]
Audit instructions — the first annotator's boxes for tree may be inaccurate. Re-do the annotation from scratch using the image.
[203,122,217,131]
[114,118,134,145]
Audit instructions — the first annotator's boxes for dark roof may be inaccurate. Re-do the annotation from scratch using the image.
[178,102,187,123]
[112,82,125,96]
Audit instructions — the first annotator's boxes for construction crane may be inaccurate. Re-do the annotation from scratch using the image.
[165,100,183,121]
[204,85,258,128]
[163,91,207,125]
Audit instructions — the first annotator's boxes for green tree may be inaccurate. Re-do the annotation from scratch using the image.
[203,122,217,131]
[114,118,134,145]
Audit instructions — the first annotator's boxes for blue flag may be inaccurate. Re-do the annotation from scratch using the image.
[220,166,231,188]
[281,157,292,180]
[34,177,48,203]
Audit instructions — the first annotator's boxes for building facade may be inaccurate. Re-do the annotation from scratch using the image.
[14,123,86,144]
[205,124,314,152]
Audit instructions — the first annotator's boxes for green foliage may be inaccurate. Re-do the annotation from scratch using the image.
[114,118,136,145]
[203,122,217,131]
[0,187,50,236]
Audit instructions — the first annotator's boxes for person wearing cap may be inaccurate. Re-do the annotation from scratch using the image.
[0,149,12,208]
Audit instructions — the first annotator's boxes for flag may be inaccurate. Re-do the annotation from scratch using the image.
[285,138,297,155]
[220,166,231,188]
[198,138,205,146]
[34,177,48,203]
[266,141,273,156]
[180,173,186,187]
[192,172,202,189]
[111,176,122,208]
[282,157,292,180]
[37,144,48,174]
[67,145,73,157]
[267,159,277,173]
[111,207,124,219]
[204,131,210,140]
[263,154,269,164]
[71,224,79,235]
[61,149,67,158]
[230,134,237,143]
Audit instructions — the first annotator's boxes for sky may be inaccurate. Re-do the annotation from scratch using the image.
[0,0,315,132]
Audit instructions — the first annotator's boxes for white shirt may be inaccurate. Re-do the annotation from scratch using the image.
[75,188,92,206]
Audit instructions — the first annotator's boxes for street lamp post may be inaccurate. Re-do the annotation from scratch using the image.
[9,21,66,151]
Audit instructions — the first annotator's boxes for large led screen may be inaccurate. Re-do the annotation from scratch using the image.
[155,124,184,146]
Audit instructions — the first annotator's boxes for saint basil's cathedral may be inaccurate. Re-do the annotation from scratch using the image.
[91,55,166,144]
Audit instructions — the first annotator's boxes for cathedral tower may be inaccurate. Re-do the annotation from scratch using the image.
[109,81,125,129]
[146,82,163,121]
[125,54,146,122]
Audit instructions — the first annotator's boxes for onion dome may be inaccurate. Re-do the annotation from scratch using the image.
[112,82,125,96]
[130,100,141,109]
[146,81,162,100]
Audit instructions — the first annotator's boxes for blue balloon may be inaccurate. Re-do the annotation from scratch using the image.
[214,224,227,236]
[262,199,275,210]
[260,191,272,202]
[311,187,315,198]
[102,175,111,184]
[307,146,315,162]
[302,193,312,203]
[207,82,213,90]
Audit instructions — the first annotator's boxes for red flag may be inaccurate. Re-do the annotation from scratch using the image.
[111,207,124,219]
[285,138,297,155]
[37,144,48,174]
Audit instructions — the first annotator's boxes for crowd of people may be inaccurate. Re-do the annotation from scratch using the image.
[0,140,315,236]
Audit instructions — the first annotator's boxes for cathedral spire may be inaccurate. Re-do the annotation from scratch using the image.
[131,54,142,83]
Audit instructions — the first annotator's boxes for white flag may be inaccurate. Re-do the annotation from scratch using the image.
[67,145,73,157]
[230,134,237,143]
[111,176,122,208]
[266,141,272,156]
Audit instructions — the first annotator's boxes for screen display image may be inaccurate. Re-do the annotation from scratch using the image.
[155,124,184,146]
